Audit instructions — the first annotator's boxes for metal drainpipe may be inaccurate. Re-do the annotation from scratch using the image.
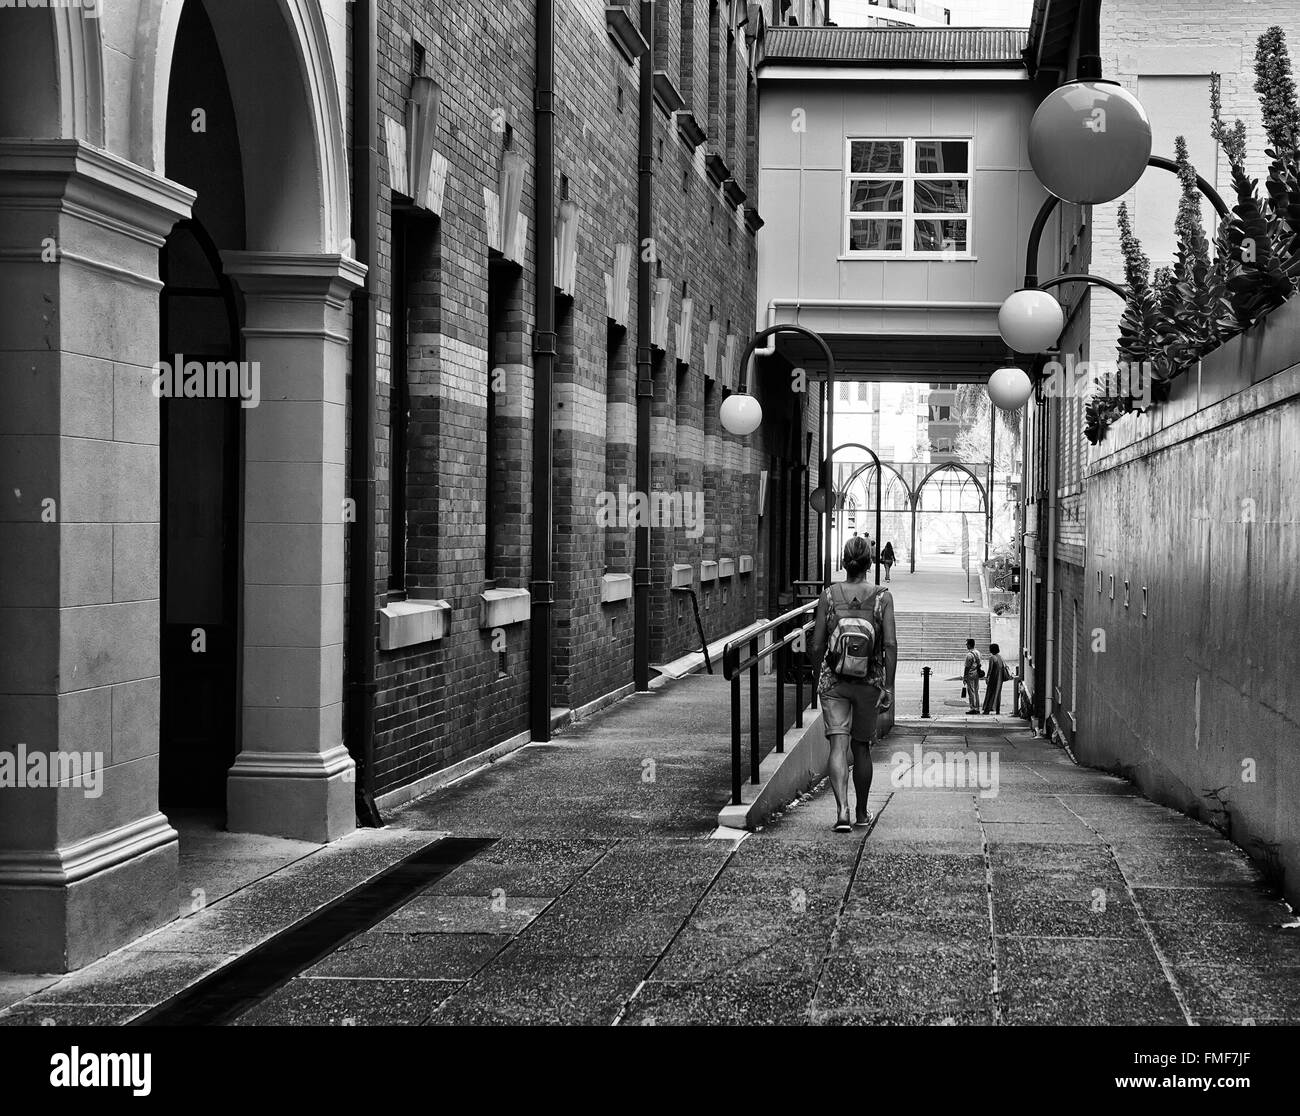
[347,0,382,827]
[1018,398,1029,716]
[1043,392,1060,734]
[633,0,654,692]
[529,0,557,740]
[1076,0,1104,81]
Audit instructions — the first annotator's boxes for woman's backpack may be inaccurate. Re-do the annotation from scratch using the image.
[826,583,882,679]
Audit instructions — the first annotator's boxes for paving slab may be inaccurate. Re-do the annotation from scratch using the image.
[997,938,1186,1026]
[377,894,550,935]
[621,978,818,1026]
[234,977,460,1026]
[303,931,510,980]
[429,954,651,1026]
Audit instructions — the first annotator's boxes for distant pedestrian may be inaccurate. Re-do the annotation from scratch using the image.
[963,638,983,714]
[810,536,897,833]
[982,643,1007,714]
[880,541,895,582]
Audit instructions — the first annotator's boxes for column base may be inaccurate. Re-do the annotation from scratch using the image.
[0,814,179,973]
[226,745,356,843]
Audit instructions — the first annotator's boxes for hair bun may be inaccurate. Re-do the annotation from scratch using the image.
[842,535,871,563]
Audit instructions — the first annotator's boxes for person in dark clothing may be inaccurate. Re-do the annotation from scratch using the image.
[879,541,895,582]
[982,643,1008,714]
[963,638,982,714]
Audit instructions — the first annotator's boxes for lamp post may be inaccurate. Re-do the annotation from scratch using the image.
[988,275,1132,409]
[728,324,838,589]
[1027,0,1152,206]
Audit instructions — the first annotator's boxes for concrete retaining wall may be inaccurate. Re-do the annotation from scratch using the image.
[1080,297,1300,907]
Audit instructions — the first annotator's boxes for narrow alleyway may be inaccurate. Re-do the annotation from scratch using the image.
[217,679,1300,1025]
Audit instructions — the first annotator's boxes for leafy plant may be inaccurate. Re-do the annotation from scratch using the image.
[1088,39,1300,444]
[1256,28,1300,258]
[1212,64,1295,328]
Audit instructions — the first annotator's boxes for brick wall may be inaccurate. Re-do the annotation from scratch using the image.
[359,0,785,795]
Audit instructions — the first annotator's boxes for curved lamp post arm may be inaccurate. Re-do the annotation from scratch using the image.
[1023,155,1231,287]
[1040,272,1129,300]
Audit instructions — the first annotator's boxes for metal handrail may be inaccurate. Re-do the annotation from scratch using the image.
[722,599,819,806]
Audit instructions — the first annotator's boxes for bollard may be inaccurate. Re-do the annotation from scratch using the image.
[921,665,931,719]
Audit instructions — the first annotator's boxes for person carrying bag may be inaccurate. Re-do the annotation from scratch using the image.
[809,537,897,833]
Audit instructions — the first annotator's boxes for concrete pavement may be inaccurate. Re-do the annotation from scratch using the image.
[3,670,1295,1026]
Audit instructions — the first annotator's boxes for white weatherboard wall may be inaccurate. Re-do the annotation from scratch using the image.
[756,79,1051,337]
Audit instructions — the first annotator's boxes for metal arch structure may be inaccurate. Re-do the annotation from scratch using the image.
[736,323,838,587]
[909,461,990,575]
[838,457,916,507]
[825,440,882,585]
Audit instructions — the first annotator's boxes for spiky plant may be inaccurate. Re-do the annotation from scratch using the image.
[1210,68,1294,326]
[1256,28,1300,258]
[1168,136,1224,359]
[1255,27,1300,152]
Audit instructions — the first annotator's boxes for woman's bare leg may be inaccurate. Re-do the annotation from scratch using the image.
[851,738,873,821]
[827,733,851,822]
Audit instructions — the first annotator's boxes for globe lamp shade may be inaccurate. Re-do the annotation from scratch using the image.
[1028,81,1152,205]
[987,366,1034,411]
[809,486,828,514]
[719,392,762,436]
[998,288,1065,353]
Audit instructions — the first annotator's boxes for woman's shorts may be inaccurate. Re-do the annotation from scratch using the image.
[820,679,882,741]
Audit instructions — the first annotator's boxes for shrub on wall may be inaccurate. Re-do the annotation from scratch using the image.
[1086,27,1300,444]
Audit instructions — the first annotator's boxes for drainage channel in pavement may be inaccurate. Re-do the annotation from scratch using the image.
[131,836,496,1027]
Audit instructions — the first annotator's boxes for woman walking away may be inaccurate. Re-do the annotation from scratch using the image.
[809,536,897,833]
[880,541,895,582]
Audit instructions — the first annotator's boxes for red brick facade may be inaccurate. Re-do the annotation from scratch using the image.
[357,1,818,797]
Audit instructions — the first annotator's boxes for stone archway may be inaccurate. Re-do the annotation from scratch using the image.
[0,0,360,972]
[143,0,361,842]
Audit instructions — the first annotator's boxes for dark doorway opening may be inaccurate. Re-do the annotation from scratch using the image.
[159,0,248,812]
[159,219,242,809]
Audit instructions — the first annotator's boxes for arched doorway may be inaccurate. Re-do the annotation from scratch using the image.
[147,0,362,840]
[159,220,243,807]
[157,0,247,810]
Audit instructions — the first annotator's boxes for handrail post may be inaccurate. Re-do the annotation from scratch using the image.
[749,636,760,785]
[775,624,786,754]
[794,625,804,728]
[921,665,931,719]
[730,672,742,805]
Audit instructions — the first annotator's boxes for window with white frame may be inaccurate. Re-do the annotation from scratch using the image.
[844,138,972,257]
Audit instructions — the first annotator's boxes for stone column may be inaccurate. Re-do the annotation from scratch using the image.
[220,252,364,844]
[0,140,193,972]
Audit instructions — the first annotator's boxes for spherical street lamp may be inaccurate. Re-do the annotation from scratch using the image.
[809,486,844,514]
[719,391,762,437]
[987,365,1034,411]
[1028,80,1152,205]
[998,288,1065,353]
